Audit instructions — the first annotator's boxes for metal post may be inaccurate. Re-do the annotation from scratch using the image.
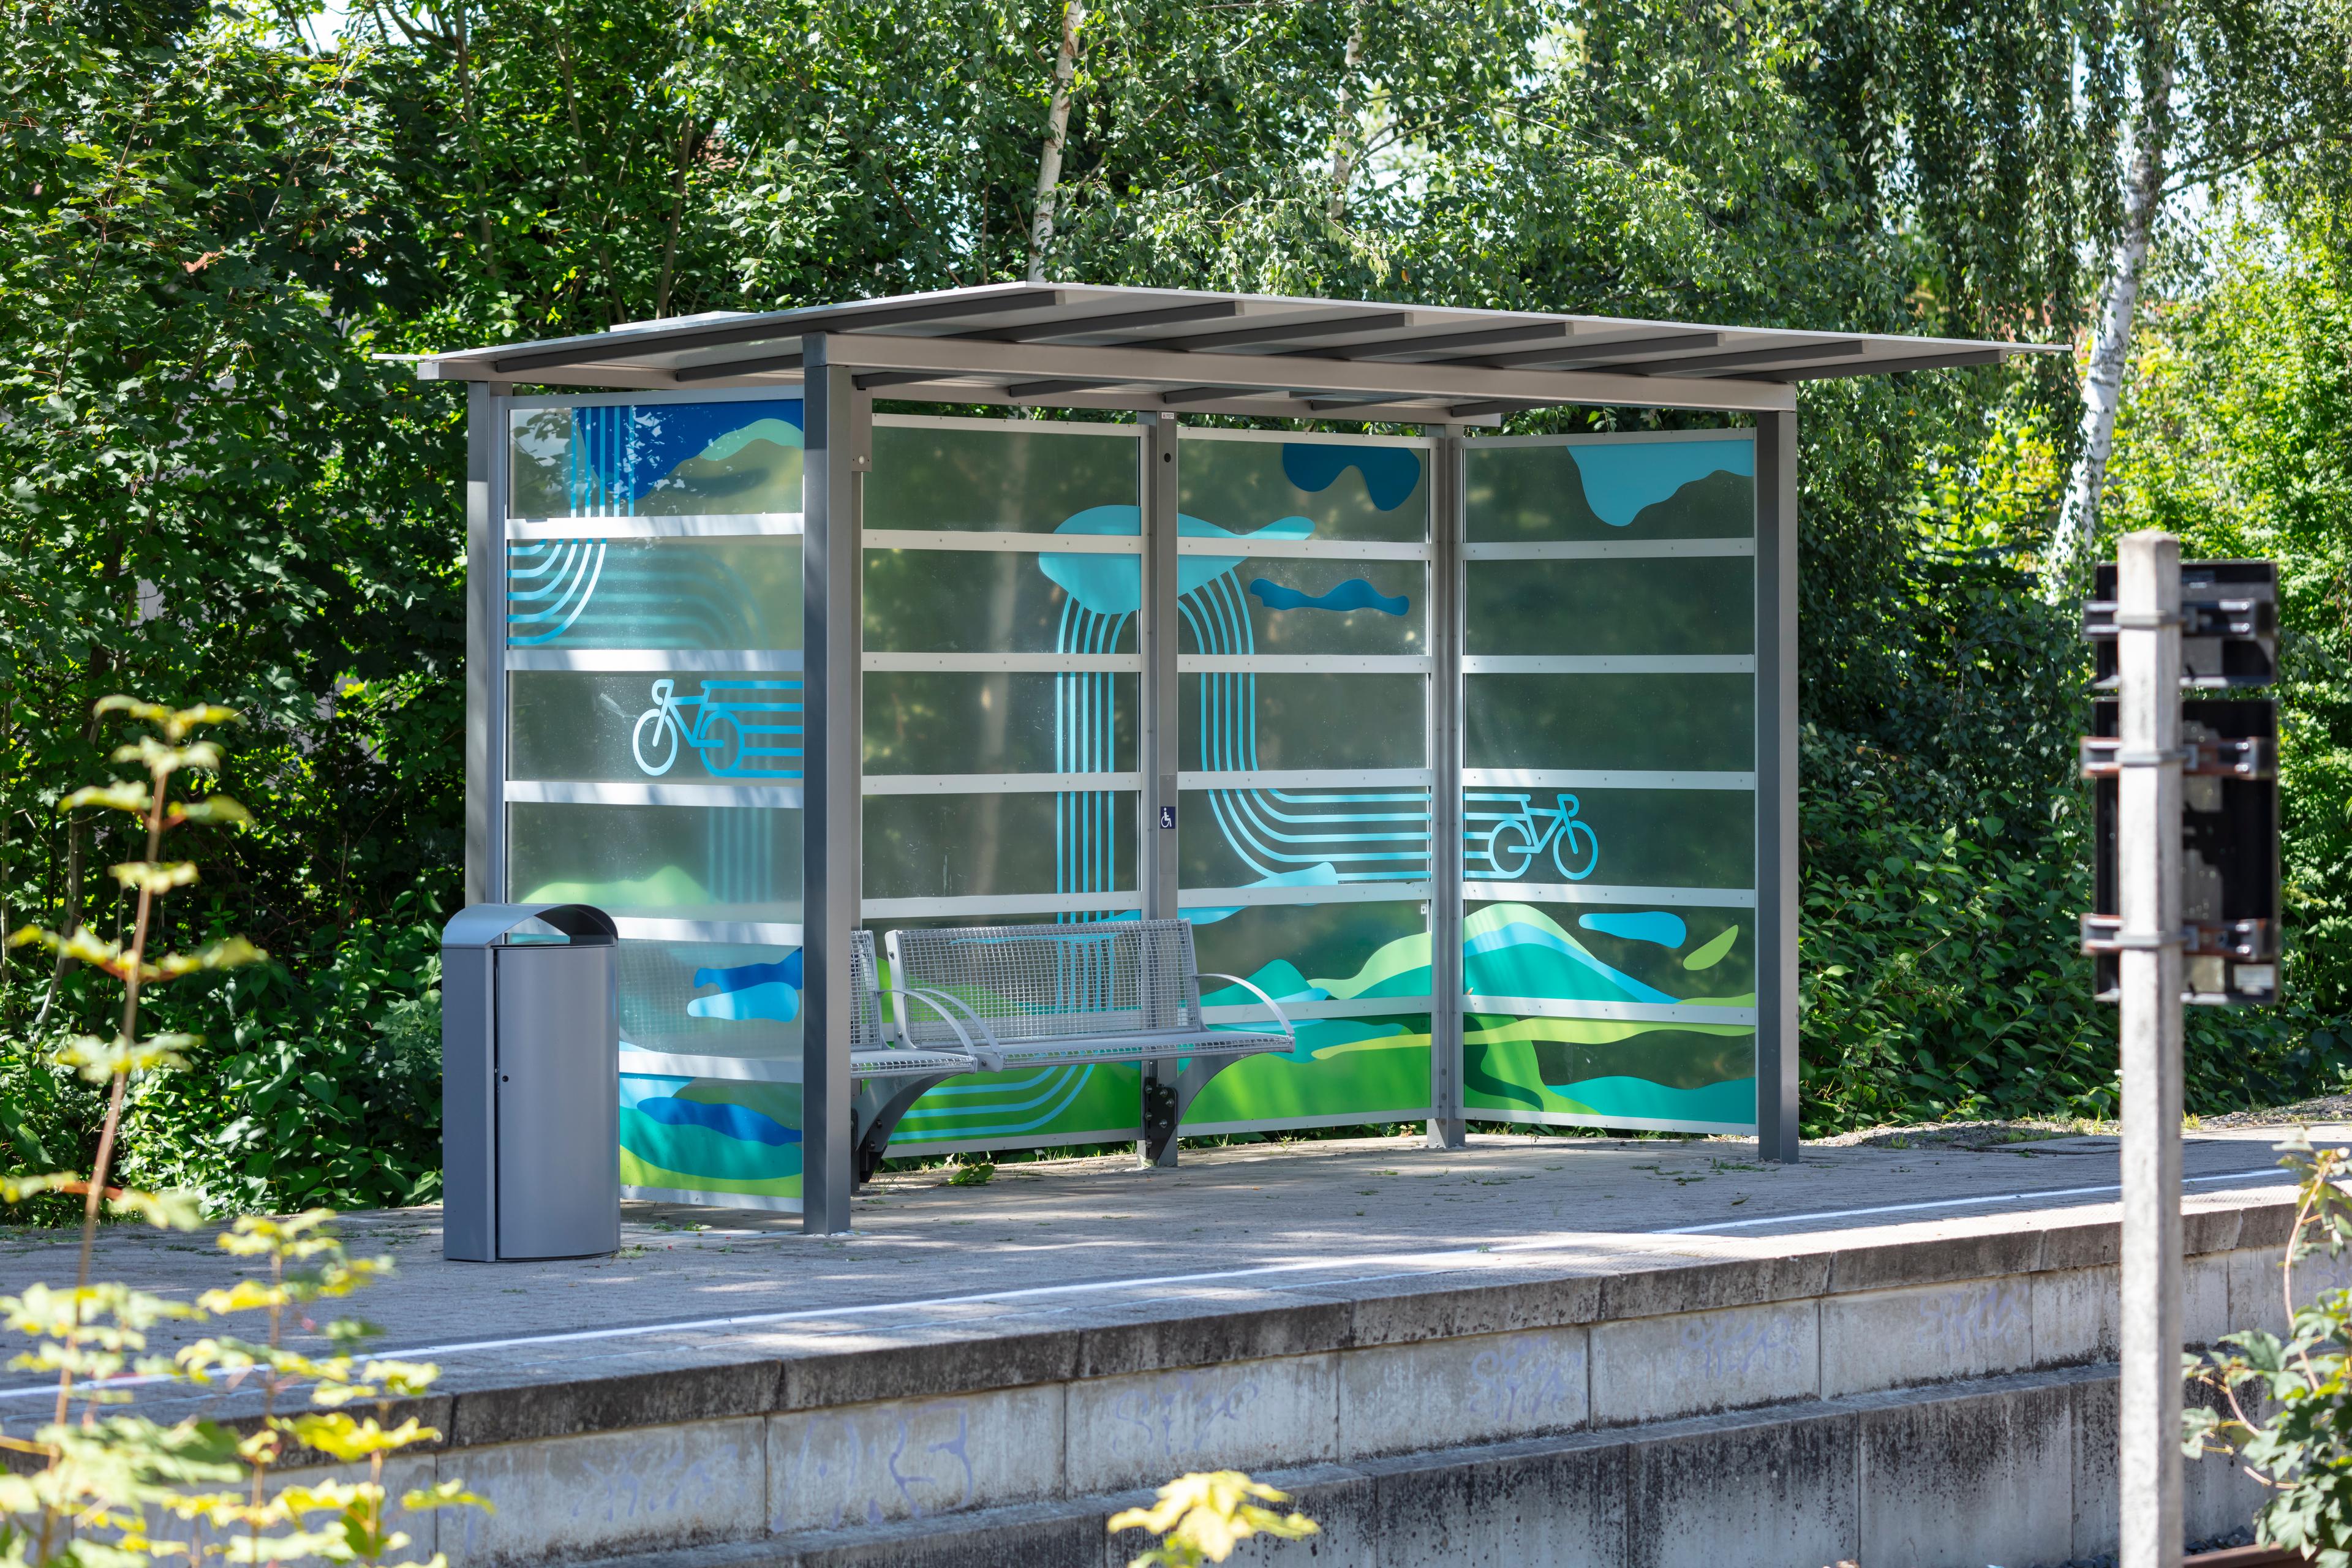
[1425,425,1466,1149]
[464,383,507,907]
[1140,412,1183,1166]
[2116,530,2184,1568]
[1753,410,1801,1163]
[801,340,870,1234]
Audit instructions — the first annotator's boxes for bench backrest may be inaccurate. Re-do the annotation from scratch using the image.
[848,929,889,1053]
[883,919,1201,1049]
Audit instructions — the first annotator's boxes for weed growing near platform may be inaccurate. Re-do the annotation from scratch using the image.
[2186,1131,2352,1562]
[1109,1471,1317,1567]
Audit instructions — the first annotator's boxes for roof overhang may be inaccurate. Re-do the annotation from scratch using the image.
[417,282,2063,421]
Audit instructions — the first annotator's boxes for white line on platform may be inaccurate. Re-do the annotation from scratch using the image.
[0,1166,2294,1402]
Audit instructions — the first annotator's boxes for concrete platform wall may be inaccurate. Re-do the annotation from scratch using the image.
[267,1199,2321,1568]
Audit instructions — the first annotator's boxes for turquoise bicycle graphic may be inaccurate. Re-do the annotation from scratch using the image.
[1466,792,1600,881]
[631,678,804,780]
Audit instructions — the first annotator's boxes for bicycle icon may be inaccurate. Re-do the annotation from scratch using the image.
[1466,792,1599,881]
[631,677,804,780]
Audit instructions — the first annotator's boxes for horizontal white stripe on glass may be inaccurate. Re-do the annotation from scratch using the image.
[1202,997,1436,1023]
[862,652,1143,673]
[506,649,804,672]
[1178,881,1432,908]
[1180,654,1433,675]
[1461,655,1754,675]
[1463,538,1754,561]
[1175,538,1430,562]
[609,917,805,946]
[622,1184,802,1213]
[1463,995,1758,1027]
[507,513,804,538]
[1472,1106,1751,1136]
[507,780,804,809]
[861,772,1140,795]
[619,1050,802,1084]
[1181,426,1432,451]
[861,891,1145,919]
[1462,767,1756,791]
[1180,768,1434,790]
[863,530,1139,554]
[1463,883,1757,908]
[875,412,1141,439]
[1466,429,1757,451]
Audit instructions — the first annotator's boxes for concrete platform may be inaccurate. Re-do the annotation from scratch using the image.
[0,1128,2333,1567]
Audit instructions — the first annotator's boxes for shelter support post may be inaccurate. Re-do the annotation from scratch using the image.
[1140,413,1184,1166]
[1427,424,1467,1150]
[2116,532,2184,1568]
[464,383,510,907]
[1755,409,1800,1163]
[802,341,871,1234]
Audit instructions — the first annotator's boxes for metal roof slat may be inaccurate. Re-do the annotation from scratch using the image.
[1128,310,1414,354]
[1462,330,1721,370]
[1613,339,1867,376]
[1291,320,1570,362]
[964,300,1242,343]
[1747,347,2008,382]
[508,287,1065,377]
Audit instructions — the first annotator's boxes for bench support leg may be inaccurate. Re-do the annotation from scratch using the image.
[850,1074,955,1190]
[1142,1056,1253,1167]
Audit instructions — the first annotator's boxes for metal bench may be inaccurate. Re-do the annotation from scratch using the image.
[851,918,1293,1178]
[846,930,1009,1182]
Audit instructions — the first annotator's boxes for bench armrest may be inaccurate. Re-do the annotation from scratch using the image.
[1193,971,1295,1045]
[880,984,1006,1071]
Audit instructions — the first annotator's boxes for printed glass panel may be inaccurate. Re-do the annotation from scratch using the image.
[1178,558,1426,656]
[1181,434,1429,543]
[1464,675,1753,772]
[506,538,802,651]
[507,802,802,922]
[1466,557,1752,656]
[865,672,1136,777]
[864,547,1139,656]
[864,791,1137,904]
[1179,788,1430,890]
[511,671,802,784]
[617,938,804,1058]
[1465,435,1755,542]
[1463,900,1754,1131]
[622,1072,802,1204]
[1182,674,1425,772]
[1462,788,1752,889]
[868,421,1138,533]
[511,400,804,518]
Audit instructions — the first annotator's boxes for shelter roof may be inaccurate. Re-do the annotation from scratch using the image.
[417,282,2062,421]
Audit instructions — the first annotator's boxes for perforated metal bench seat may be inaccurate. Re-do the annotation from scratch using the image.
[846,918,1295,1183]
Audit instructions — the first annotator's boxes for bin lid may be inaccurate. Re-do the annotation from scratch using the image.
[441,903,620,948]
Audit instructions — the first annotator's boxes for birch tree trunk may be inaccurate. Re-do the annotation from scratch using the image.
[2044,26,2175,597]
[1026,0,1085,282]
[1327,5,1365,220]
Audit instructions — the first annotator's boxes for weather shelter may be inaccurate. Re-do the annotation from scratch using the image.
[420,283,2054,1232]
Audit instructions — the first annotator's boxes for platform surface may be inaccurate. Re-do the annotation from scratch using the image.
[0,1123,2320,1420]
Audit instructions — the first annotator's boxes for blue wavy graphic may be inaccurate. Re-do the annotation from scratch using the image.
[695,952,802,992]
[567,400,804,514]
[1569,438,1752,528]
[1280,443,1423,511]
[1248,578,1409,616]
[1577,911,1687,948]
[630,1095,801,1146]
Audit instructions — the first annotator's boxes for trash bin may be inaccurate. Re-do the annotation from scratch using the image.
[440,903,620,1262]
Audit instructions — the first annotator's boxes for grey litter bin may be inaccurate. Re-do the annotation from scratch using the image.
[441,903,620,1262]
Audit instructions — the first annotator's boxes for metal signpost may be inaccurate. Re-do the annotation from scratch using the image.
[2081,533,2280,1568]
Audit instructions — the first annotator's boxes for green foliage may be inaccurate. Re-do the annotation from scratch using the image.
[2187,1133,2352,1565]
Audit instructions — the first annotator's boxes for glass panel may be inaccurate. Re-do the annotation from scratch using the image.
[864,547,1137,655]
[1465,435,1755,542]
[622,1072,802,1202]
[867,422,1138,533]
[863,792,1137,902]
[1180,788,1430,889]
[1182,674,1425,772]
[506,538,802,650]
[1183,1020,1431,1126]
[865,672,1135,777]
[508,802,801,922]
[1462,788,1753,889]
[617,938,803,1057]
[1464,674,1753,771]
[1178,558,1426,656]
[1466,557,1752,656]
[511,400,805,518]
[1462,899,1754,1130]
[1181,434,1428,543]
[512,671,803,783]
